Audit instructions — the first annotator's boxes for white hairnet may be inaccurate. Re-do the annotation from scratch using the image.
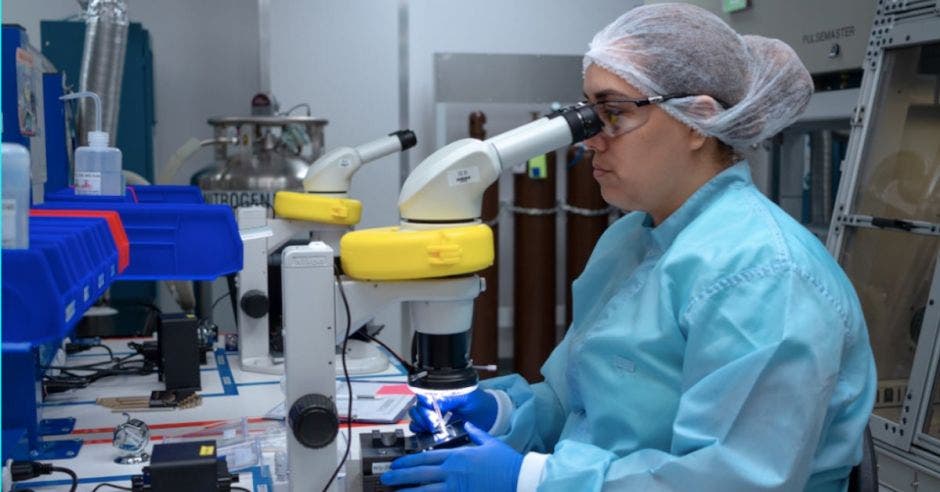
[584,3,813,149]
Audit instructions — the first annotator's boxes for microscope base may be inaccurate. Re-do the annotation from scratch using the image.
[240,356,284,375]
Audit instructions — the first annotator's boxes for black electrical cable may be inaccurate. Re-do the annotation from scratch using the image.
[65,342,114,361]
[323,270,354,492]
[91,343,115,360]
[43,362,157,393]
[225,274,239,324]
[91,483,133,491]
[42,351,155,392]
[362,332,415,372]
[42,353,146,371]
[210,290,231,312]
[43,352,141,371]
[50,467,78,492]
[10,462,78,492]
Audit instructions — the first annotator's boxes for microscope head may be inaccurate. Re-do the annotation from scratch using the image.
[397,103,601,225]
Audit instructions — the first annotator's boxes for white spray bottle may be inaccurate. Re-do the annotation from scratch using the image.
[2,143,31,249]
[60,91,124,196]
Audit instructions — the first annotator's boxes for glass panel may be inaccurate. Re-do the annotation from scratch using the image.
[853,43,940,223]
[839,228,938,424]
[925,347,940,440]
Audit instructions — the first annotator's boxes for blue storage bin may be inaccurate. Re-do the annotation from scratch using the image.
[45,184,205,204]
[32,223,101,277]
[31,217,118,307]
[2,216,123,465]
[130,185,204,204]
[36,201,242,280]
[33,216,118,281]
[29,232,95,309]
[28,239,82,320]
[2,216,122,346]
[2,249,73,344]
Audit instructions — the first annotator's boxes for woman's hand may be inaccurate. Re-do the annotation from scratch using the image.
[408,389,498,434]
[381,422,523,492]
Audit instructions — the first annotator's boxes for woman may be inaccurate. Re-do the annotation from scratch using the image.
[382,4,876,491]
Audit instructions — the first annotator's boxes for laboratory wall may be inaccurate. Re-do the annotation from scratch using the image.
[268,0,640,357]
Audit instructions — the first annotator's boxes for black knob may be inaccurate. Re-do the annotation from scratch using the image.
[240,290,269,319]
[289,394,338,449]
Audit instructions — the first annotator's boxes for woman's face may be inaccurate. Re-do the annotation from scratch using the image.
[582,64,706,223]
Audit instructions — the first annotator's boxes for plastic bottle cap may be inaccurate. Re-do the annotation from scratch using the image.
[88,131,109,147]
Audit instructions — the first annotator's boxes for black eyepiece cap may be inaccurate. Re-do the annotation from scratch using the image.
[390,129,418,151]
[552,103,602,143]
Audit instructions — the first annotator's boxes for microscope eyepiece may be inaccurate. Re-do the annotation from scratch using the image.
[550,102,603,143]
[390,129,418,151]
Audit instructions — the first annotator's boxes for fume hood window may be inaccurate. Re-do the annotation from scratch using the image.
[839,41,940,428]
[841,229,937,424]
[853,42,940,223]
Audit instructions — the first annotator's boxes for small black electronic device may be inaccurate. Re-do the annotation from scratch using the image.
[360,424,470,491]
[156,313,202,391]
[130,441,239,491]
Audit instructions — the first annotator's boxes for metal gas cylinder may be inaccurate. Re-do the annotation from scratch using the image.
[196,115,328,209]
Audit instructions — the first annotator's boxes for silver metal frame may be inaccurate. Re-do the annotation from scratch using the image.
[825,0,940,477]
[913,254,940,455]
[835,214,940,236]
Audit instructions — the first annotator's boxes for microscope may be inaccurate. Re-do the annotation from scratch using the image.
[235,130,416,374]
[281,103,601,491]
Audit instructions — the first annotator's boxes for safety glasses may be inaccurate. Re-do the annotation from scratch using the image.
[585,93,731,137]
[587,94,690,137]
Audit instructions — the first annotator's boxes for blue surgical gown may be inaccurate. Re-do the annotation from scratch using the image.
[482,162,877,491]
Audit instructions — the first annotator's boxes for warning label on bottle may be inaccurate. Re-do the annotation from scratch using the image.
[75,171,103,195]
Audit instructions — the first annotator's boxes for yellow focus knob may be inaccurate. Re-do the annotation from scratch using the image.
[340,224,494,280]
[273,191,362,226]
[427,242,463,265]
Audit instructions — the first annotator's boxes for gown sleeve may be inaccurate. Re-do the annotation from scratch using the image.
[480,335,573,454]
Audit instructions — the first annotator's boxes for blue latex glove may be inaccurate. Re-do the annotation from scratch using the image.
[409,389,497,434]
[380,422,523,492]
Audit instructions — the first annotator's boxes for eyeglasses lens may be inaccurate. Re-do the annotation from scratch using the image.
[595,101,647,137]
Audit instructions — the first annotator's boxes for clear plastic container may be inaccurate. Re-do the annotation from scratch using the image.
[61,91,124,196]
[74,131,124,196]
[2,143,31,249]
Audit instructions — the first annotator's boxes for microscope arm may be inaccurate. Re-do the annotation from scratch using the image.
[397,104,601,222]
[303,130,416,194]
